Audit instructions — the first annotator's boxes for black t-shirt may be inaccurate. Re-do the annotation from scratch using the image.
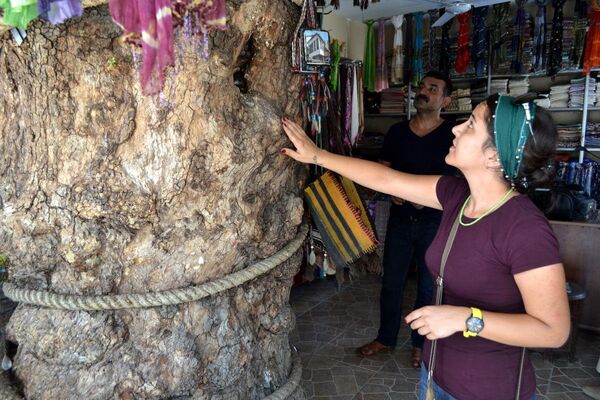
[379,119,457,219]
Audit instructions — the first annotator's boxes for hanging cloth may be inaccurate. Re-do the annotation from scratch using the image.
[404,14,413,85]
[363,19,376,92]
[355,62,365,143]
[532,0,548,72]
[390,14,404,85]
[412,12,424,85]
[428,10,440,72]
[471,6,488,76]
[0,0,38,29]
[547,0,566,75]
[375,18,389,92]
[109,0,174,96]
[330,39,341,92]
[38,0,82,25]
[439,16,451,77]
[340,62,354,153]
[571,0,588,67]
[351,63,360,145]
[455,11,471,74]
[490,3,511,73]
[510,0,527,73]
[583,3,600,73]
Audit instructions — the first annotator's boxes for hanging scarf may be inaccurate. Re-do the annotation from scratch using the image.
[494,95,536,184]
[390,14,404,85]
[532,0,547,72]
[404,14,413,86]
[490,3,511,73]
[547,0,566,75]
[329,39,341,92]
[351,63,360,145]
[510,0,527,73]
[339,62,354,153]
[428,9,440,72]
[439,14,451,77]
[375,17,388,92]
[412,12,424,86]
[583,3,600,73]
[38,0,81,25]
[471,6,488,77]
[0,0,38,29]
[572,0,588,68]
[455,11,471,74]
[109,0,174,96]
[363,19,376,92]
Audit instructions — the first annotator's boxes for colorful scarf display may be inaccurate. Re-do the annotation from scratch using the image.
[455,11,471,74]
[490,3,511,73]
[0,0,38,29]
[329,39,341,92]
[532,0,547,72]
[375,17,388,92]
[583,2,600,73]
[390,14,404,85]
[427,9,440,72]
[439,16,451,77]
[547,0,566,75]
[363,19,376,92]
[510,0,527,73]
[412,12,424,86]
[471,6,488,76]
[38,0,82,25]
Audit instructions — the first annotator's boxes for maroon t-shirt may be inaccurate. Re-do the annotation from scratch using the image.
[422,176,562,400]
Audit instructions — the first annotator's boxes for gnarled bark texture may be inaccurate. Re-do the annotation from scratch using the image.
[0,1,306,398]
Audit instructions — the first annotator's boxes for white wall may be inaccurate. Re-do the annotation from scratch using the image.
[322,13,367,61]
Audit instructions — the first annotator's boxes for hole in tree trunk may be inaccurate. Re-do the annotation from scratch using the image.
[233,37,255,94]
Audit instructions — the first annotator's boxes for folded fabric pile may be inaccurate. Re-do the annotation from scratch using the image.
[446,88,471,111]
[586,122,600,148]
[569,77,597,108]
[556,124,582,149]
[470,82,487,105]
[379,87,407,114]
[549,84,570,108]
[508,77,530,96]
[533,94,551,108]
[490,79,509,95]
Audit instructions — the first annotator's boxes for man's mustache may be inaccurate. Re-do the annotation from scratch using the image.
[416,95,429,102]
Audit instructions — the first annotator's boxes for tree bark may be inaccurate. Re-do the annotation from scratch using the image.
[0,1,306,398]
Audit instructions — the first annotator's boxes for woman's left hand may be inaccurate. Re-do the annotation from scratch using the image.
[405,305,471,340]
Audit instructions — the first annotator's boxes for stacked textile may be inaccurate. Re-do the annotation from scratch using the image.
[471,83,488,105]
[379,87,407,114]
[586,122,600,148]
[549,84,570,108]
[555,124,582,149]
[508,78,530,96]
[490,79,509,95]
[533,94,551,108]
[568,77,597,108]
[446,88,471,111]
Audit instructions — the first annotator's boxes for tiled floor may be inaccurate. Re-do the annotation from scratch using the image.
[289,273,600,400]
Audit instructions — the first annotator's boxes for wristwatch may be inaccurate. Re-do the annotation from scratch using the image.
[463,307,484,338]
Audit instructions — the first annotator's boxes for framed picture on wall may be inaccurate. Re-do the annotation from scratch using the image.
[303,30,331,66]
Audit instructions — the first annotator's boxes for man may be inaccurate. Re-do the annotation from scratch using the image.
[358,71,457,368]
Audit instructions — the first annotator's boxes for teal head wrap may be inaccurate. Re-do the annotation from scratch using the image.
[493,95,536,184]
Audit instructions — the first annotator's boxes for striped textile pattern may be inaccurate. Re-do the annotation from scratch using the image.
[304,171,378,268]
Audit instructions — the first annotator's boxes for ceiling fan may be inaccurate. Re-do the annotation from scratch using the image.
[422,0,512,28]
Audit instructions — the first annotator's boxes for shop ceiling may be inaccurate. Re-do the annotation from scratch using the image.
[330,0,514,21]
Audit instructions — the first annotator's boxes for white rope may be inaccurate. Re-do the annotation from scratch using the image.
[2,225,307,310]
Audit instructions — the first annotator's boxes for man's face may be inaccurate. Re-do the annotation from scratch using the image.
[414,77,450,112]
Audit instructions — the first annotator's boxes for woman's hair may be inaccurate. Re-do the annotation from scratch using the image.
[484,93,558,193]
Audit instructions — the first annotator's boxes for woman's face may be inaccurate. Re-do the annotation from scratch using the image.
[446,102,496,172]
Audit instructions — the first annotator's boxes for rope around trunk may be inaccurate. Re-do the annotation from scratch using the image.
[2,224,307,310]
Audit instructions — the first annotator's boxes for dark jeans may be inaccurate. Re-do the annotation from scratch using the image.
[376,211,439,348]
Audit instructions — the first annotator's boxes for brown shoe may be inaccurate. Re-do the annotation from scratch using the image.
[411,347,422,369]
[357,341,391,356]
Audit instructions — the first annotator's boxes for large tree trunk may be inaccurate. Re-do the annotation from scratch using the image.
[0,1,307,398]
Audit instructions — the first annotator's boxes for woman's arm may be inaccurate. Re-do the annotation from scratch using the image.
[405,263,570,348]
[281,118,443,210]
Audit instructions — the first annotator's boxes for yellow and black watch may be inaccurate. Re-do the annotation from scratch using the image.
[463,307,484,338]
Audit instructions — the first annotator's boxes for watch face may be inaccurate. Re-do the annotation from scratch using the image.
[466,317,484,334]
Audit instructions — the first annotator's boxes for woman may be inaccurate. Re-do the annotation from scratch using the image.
[281,93,570,400]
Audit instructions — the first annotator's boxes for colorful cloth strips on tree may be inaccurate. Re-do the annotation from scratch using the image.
[38,0,82,25]
[109,0,227,96]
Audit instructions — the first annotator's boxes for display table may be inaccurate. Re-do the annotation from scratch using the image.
[550,220,600,331]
